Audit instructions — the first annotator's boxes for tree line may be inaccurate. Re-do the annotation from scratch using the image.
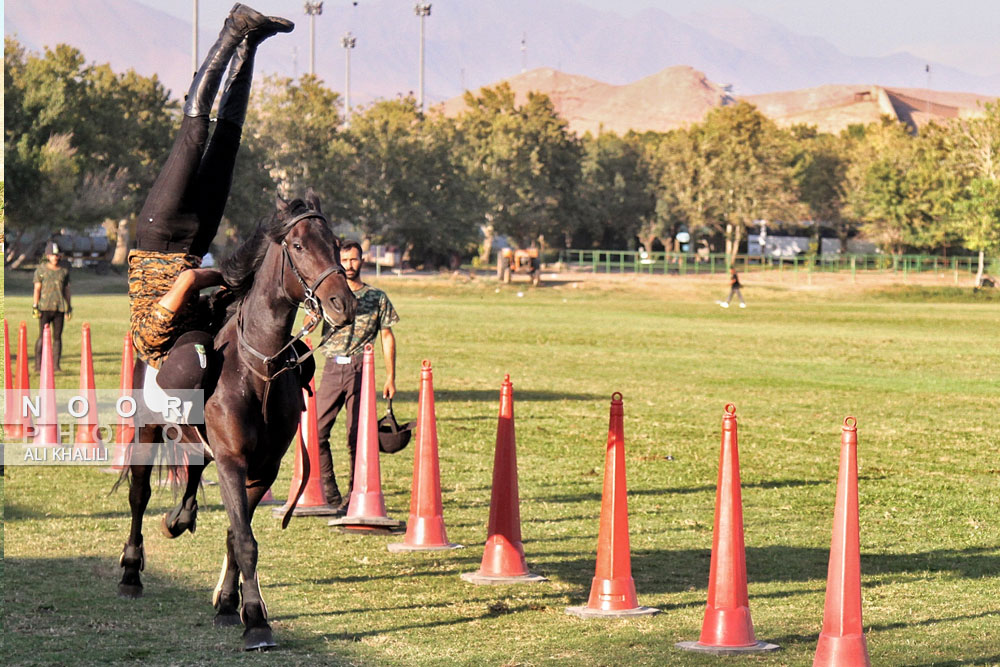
[5,39,999,283]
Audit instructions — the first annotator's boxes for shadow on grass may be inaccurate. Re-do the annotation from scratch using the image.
[527,478,829,504]
[386,389,604,405]
[536,545,1000,596]
[769,610,1000,653]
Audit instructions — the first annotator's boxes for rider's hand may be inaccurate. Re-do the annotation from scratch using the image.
[65,307,73,321]
[383,379,396,400]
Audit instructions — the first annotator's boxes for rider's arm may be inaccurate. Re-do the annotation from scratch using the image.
[157,268,225,313]
[380,327,396,399]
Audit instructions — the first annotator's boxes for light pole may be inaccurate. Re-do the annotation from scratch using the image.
[414,2,431,113]
[521,32,527,73]
[305,1,324,77]
[342,32,356,120]
[191,0,199,76]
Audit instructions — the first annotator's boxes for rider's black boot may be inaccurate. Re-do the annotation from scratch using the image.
[183,4,293,118]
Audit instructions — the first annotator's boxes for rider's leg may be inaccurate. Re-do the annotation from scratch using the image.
[136,5,292,255]
[191,18,293,257]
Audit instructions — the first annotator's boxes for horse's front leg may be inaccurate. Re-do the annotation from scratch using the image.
[211,477,277,628]
[118,447,155,598]
[215,453,275,651]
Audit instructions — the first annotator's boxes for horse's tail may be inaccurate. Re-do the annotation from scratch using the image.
[279,429,310,529]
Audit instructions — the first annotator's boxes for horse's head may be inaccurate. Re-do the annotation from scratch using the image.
[275,190,357,328]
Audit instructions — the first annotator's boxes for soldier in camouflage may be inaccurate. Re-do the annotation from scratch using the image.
[316,241,399,510]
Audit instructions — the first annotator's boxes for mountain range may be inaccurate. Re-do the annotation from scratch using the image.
[7,0,1000,107]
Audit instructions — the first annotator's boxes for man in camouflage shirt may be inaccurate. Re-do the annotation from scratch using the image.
[32,241,72,371]
[316,240,399,510]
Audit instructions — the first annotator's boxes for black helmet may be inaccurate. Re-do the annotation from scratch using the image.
[378,398,415,454]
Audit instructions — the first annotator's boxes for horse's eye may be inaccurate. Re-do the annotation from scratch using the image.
[293,242,303,251]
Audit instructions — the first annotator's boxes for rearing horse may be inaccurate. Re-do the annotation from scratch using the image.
[117,192,356,651]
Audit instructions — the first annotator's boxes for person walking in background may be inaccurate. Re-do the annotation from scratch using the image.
[33,241,72,371]
[316,241,399,512]
[721,267,746,308]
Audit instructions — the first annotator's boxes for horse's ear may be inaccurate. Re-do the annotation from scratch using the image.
[276,194,291,213]
[304,187,322,213]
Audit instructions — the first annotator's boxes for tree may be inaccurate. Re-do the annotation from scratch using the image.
[659,102,800,267]
[457,84,582,257]
[648,127,712,253]
[341,98,479,266]
[4,38,175,260]
[792,125,854,252]
[575,131,656,249]
[845,118,958,255]
[949,102,1000,285]
[239,74,348,231]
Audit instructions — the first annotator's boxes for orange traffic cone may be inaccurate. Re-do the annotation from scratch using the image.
[677,404,778,654]
[462,374,545,583]
[259,487,281,506]
[35,324,61,446]
[330,344,403,533]
[74,323,100,451]
[109,335,134,471]
[272,368,342,517]
[16,322,34,439]
[566,393,658,618]
[814,417,870,667]
[3,319,22,440]
[387,359,460,550]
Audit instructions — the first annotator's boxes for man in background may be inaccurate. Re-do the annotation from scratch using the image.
[33,241,72,371]
[316,241,399,511]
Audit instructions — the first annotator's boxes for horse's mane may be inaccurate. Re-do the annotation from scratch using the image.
[207,198,314,329]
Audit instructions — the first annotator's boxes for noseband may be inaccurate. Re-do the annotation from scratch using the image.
[236,210,347,390]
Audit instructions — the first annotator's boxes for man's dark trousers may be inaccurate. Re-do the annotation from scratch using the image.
[35,311,65,371]
[316,355,363,506]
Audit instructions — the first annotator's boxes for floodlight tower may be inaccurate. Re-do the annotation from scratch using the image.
[305,1,324,76]
[415,2,432,112]
[342,32,357,120]
[521,33,527,73]
[191,0,199,76]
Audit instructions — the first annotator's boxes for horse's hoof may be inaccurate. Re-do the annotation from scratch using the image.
[214,612,242,628]
[160,502,197,539]
[243,626,276,651]
[118,583,144,599]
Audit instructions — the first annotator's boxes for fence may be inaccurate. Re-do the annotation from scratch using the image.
[557,250,998,281]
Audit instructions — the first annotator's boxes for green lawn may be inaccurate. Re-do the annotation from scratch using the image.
[2,268,999,665]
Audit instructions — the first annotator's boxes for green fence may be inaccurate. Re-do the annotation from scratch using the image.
[557,250,999,280]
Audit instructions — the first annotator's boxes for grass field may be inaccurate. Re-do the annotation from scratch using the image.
[2,267,999,666]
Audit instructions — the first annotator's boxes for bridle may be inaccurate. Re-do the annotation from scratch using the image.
[236,210,348,389]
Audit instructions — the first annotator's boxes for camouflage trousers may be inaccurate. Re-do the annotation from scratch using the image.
[128,249,202,369]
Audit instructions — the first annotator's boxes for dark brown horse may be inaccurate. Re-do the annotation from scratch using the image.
[117,192,356,650]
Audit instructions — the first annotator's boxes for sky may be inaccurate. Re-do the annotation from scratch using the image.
[130,0,1000,77]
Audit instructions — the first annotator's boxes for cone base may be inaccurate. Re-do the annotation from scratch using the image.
[388,541,463,552]
[257,497,283,506]
[273,503,344,517]
[329,516,403,528]
[565,605,659,619]
[813,633,870,667]
[461,571,547,585]
[332,523,406,535]
[676,640,780,655]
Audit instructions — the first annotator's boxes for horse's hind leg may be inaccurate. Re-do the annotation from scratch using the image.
[119,462,153,598]
[161,461,206,538]
[216,456,275,650]
[212,527,242,627]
